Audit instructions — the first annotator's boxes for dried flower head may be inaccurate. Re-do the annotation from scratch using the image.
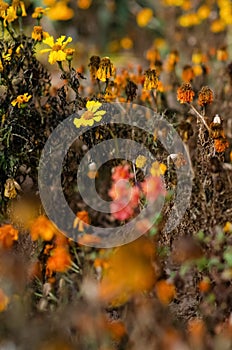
[125,80,138,101]
[177,82,195,104]
[88,55,101,80]
[96,57,115,82]
[198,86,214,106]
[4,178,21,199]
[214,138,229,153]
[144,68,158,90]
[32,26,48,42]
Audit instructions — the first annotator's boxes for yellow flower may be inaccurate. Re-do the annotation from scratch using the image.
[136,8,153,27]
[32,26,48,42]
[2,5,17,27]
[178,13,200,27]
[73,101,106,128]
[12,0,26,17]
[150,161,167,176]
[144,68,159,90]
[11,93,32,108]
[136,155,147,169]
[96,57,115,82]
[210,19,225,33]
[47,1,74,21]
[120,37,133,50]
[197,5,210,20]
[32,7,47,19]
[77,0,92,9]
[0,1,8,18]
[40,35,73,64]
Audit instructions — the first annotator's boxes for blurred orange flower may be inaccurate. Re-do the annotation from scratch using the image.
[136,8,153,27]
[30,215,56,241]
[155,279,176,305]
[0,224,18,249]
[46,246,71,275]
[0,288,9,312]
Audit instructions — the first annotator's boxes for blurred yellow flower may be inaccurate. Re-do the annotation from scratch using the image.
[136,155,147,169]
[47,1,74,21]
[223,222,232,233]
[0,1,9,17]
[32,26,49,42]
[77,0,92,9]
[136,8,153,27]
[120,37,133,50]
[32,7,48,19]
[150,161,167,176]
[210,19,226,32]
[197,5,210,20]
[73,100,106,128]
[178,13,200,27]
[11,93,32,108]
[40,35,73,64]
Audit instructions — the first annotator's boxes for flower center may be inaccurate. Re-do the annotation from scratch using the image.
[52,44,62,51]
[83,110,94,120]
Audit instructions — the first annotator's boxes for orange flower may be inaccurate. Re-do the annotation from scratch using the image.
[0,224,18,249]
[198,86,214,106]
[46,246,71,275]
[182,65,195,82]
[73,210,90,232]
[0,288,9,312]
[177,82,195,103]
[30,215,56,241]
[198,277,210,293]
[214,138,229,152]
[155,279,176,305]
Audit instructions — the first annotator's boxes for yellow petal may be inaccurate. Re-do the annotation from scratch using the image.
[86,100,102,113]
[43,35,54,47]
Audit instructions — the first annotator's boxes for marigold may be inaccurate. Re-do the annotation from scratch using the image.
[40,35,73,65]
[32,26,48,42]
[96,57,115,82]
[214,138,229,152]
[73,100,106,128]
[144,68,158,90]
[46,246,72,275]
[177,82,195,104]
[30,215,56,241]
[155,280,176,305]
[11,93,32,108]
[32,7,47,20]
[0,224,19,249]
[198,86,214,106]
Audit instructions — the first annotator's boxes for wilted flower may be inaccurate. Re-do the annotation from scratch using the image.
[96,57,115,82]
[4,178,21,199]
[214,138,229,153]
[32,7,47,20]
[88,55,101,80]
[11,93,32,108]
[73,100,106,128]
[198,86,214,106]
[12,0,26,17]
[40,35,73,65]
[144,68,158,90]
[177,82,195,104]
[32,26,48,42]
[125,80,138,101]
[2,5,17,26]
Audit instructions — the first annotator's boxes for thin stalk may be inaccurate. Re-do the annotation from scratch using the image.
[190,104,210,132]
